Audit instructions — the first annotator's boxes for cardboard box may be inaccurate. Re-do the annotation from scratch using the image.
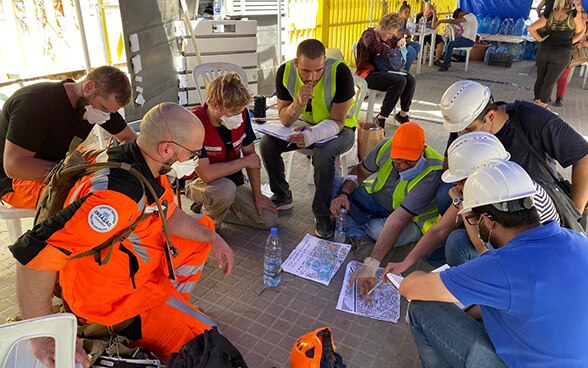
[471,44,491,62]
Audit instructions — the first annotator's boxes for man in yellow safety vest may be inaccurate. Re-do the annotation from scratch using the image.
[260,39,357,239]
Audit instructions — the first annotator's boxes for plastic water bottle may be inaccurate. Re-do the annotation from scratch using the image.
[263,227,282,287]
[508,18,515,35]
[213,0,222,20]
[333,208,346,243]
[513,18,525,36]
[483,15,493,34]
[499,19,509,35]
[477,14,485,33]
[419,15,427,32]
[490,16,501,35]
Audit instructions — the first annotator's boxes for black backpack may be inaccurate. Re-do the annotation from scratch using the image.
[167,327,248,368]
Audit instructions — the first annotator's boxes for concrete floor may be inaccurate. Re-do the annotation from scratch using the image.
[0,59,586,367]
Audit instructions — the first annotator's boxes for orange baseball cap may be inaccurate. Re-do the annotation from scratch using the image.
[390,122,425,161]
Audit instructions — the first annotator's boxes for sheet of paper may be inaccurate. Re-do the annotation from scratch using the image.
[281,234,351,286]
[336,261,400,323]
[257,122,337,145]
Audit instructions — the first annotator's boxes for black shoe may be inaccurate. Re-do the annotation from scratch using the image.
[190,202,203,213]
[394,112,410,125]
[315,216,334,239]
[271,192,294,210]
[553,97,563,107]
[372,116,386,128]
[438,65,449,71]
[433,59,443,67]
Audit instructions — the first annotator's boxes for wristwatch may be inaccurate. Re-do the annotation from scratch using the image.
[452,197,463,209]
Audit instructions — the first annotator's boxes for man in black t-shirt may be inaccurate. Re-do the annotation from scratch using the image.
[0,65,137,208]
[260,39,357,238]
[439,80,588,220]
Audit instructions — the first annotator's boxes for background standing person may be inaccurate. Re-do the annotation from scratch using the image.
[529,0,584,108]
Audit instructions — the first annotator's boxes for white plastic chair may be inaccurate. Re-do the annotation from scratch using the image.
[191,62,248,105]
[446,26,473,72]
[1,313,78,368]
[0,205,35,244]
[283,74,367,184]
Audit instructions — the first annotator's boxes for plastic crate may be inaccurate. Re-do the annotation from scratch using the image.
[488,53,514,67]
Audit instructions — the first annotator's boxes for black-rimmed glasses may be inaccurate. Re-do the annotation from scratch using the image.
[465,213,492,226]
[162,141,202,161]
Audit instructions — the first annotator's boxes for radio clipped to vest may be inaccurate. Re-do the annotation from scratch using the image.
[34,137,179,280]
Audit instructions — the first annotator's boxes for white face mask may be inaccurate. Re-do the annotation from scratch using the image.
[169,158,199,179]
[83,105,111,125]
[220,114,243,130]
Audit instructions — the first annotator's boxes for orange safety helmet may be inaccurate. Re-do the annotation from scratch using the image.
[291,327,344,368]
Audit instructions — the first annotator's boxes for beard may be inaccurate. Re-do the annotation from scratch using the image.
[158,158,175,175]
[477,219,491,245]
[75,95,90,120]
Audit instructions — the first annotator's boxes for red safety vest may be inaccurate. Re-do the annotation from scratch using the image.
[191,105,247,164]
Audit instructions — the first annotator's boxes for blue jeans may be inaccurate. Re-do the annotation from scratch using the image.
[443,37,475,66]
[332,177,421,244]
[435,182,453,216]
[405,42,422,72]
[409,301,507,368]
[445,228,495,266]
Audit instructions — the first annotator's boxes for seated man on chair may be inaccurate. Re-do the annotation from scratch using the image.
[260,38,357,238]
[0,66,137,209]
[186,73,277,230]
[332,123,442,294]
[433,8,478,71]
[11,103,234,367]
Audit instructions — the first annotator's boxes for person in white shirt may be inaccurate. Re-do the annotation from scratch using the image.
[432,8,478,71]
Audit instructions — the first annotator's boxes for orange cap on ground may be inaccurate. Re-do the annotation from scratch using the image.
[390,122,426,161]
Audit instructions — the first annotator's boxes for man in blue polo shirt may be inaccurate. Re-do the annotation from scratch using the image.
[397,159,588,367]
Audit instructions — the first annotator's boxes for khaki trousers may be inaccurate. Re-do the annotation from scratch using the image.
[186,177,277,229]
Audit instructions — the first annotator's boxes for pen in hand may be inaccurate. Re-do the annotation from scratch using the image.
[367,279,383,296]
[287,126,306,148]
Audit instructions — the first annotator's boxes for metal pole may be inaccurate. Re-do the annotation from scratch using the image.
[74,0,92,72]
[277,0,282,64]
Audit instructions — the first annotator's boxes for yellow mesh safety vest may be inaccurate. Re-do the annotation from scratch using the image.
[282,58,357,128]
[364,139,444,234]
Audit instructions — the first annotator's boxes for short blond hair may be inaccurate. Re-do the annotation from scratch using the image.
[205,73,252,110]
[380,13,404,30]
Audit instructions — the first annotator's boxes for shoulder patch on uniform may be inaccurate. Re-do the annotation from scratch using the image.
[88,205,119,232]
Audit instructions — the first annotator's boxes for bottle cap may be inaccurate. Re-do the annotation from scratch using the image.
[271,227,278,235]
[340,208,346,215]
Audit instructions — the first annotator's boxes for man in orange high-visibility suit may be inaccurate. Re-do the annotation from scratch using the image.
[10,102,234,368]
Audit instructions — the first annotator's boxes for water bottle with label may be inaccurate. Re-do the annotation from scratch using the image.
[263,227,282,287]
[333,208,346,243]
[419,15,427,32]
[213,0,222,20]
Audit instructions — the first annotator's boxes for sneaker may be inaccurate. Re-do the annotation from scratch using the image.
[350,236,376,261]
[438,65,449,72]
[271,193,294,210]
[315,216,335,239]
[433,59,444,67]
[394,112,410,125]
[372,116,386,128]
[553,97,564,107]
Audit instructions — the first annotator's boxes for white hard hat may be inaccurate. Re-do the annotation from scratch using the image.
[442,132,511,183]
[459,158,538,215]
[440,80,492,132]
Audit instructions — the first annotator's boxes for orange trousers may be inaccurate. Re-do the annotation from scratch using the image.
[1,179,45,209]
[130,215,216,360]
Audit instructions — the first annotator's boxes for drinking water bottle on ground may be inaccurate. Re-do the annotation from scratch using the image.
[264,227,282,287]
[333,209,346,243]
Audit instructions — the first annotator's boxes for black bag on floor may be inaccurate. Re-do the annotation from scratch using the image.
[167,327,248,368]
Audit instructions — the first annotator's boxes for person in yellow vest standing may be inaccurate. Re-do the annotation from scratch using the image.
[330,122,443,299]
[260,39,357,238]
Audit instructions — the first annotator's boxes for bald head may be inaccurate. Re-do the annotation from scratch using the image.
[139,102,204,151]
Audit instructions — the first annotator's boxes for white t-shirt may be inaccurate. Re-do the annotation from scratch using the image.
[462,13,478,41]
